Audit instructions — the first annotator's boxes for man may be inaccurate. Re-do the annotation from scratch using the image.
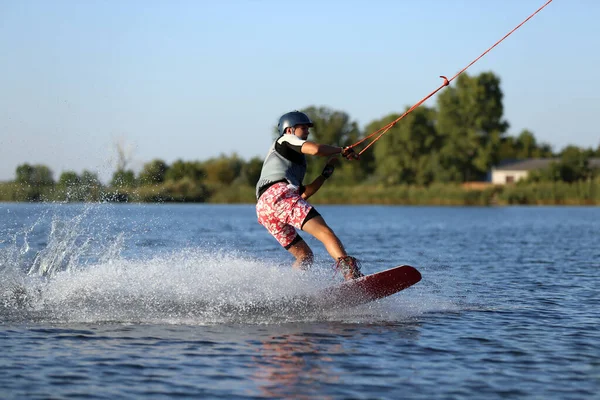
[255,110,363,280]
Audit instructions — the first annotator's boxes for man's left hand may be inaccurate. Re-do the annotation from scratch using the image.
[321,157,339,179]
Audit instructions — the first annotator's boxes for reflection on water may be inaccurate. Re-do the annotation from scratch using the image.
[249,322,423,398]
[253,332,339,399]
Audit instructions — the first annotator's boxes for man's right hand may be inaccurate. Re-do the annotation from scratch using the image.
[341,146,360,160]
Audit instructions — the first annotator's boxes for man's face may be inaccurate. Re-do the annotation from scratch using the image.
[292,124,310,140]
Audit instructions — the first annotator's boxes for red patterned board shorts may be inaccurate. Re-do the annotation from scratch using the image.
[256,182,313,248]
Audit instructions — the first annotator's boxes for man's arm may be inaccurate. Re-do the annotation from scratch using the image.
[301,158,338,200]
[301,175,327,200]
[301,142,342,157]
[301,141,359,160]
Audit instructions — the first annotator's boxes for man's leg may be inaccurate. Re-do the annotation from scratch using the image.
[300,215,347,260]
[301,215,363,280]
[287,238,314,270]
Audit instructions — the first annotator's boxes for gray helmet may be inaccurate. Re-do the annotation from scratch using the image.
[278,111,314,136]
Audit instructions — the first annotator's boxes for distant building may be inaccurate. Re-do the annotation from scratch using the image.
[490,158,600,184]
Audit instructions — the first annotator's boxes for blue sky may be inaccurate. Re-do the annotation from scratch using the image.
[1,0,598,182]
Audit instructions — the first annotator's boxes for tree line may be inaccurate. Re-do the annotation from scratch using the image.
[3,71,599,203]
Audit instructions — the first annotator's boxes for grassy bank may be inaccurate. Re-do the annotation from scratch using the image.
[205,181,599,206]
[1,180,598,205]
[497,180,599,205]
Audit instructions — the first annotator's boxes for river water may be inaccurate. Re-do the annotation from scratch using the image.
[1,203,598,399]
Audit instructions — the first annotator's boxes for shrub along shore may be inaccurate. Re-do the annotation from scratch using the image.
[1,180,598,206]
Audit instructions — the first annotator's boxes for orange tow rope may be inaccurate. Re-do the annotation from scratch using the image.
[350,0,554,156]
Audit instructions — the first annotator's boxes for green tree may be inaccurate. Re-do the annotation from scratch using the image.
[556,146,594,182]
[57,171,86,202]
[515,130,553,158]
[110,169,136,188]
[497,129,554,162]
[436,72,509,182]
[497,135,518,162]
[15,163,54,186]
[202,154,244,185]
[74,170,103,201]
[15,164,35,184]
[58,171,80,187]
[240,157,263,186]
[139,159,169,185]
[165,159,205,182]
[516,130,538,158]
[368,106,441,185]
[80,170,101,187]
[529,146,594,183]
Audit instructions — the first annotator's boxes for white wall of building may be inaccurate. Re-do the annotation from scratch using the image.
[491,170,530,184]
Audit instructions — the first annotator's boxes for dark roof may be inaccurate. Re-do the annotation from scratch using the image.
[494,158,600,171]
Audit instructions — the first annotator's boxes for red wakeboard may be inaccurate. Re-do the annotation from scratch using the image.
[314,265,422,309]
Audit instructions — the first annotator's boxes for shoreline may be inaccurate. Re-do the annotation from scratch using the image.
[1,181,598,206]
